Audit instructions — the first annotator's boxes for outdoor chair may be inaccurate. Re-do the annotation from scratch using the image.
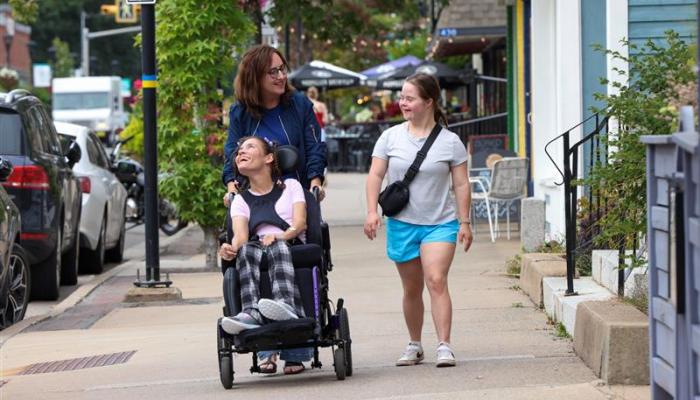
[469,157,529,242]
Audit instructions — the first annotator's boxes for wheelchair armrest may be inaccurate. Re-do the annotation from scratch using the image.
[321,222,330,251]
[290,243,323,268]
[222,266,241,317]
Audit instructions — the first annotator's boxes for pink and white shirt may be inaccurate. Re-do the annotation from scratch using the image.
[231,178,307,242]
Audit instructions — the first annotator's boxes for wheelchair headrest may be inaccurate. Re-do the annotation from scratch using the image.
[277,145,299,175]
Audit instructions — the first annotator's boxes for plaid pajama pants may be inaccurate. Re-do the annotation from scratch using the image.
[236,240,305,321]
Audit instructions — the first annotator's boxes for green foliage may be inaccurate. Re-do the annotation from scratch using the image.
[155,0,253,229]
[554,322,571,339]
[50,37,74,78]
[385,31,428,61]
[266,0,420,46]
[8,0,38,23]
[119,96,144,161]
[263,1,435,72]
[505,253,521,276]
[589,31,695,258]
[532,240,565,254]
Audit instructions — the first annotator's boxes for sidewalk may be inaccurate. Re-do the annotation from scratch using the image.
[0,173,649,399]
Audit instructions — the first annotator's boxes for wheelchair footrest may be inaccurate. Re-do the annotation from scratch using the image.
[234,318,316,349]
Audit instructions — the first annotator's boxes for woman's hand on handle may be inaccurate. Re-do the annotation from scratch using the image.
[310,177,325,202]
[458,223,473,252]
[223,181,239,207]
[364,211,382,240]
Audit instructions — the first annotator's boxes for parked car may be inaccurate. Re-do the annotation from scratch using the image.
[0,89,82,301]
[0,157,30,329]
[54,122,127,273]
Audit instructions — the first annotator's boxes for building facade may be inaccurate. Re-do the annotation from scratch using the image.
[509,0,697,238]
[0,4,32,82]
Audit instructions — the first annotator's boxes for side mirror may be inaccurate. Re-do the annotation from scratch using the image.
[65,141,82,168]
[0,157,13,182]
[116,160,137,175]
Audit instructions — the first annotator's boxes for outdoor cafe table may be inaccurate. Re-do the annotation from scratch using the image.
[326,131,362,171]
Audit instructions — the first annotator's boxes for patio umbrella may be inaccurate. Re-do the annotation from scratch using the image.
[289,60,366,90]
[360,55,421,79]
[370,60,467,90]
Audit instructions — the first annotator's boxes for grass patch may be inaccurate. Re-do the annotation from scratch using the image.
[508,284,521,291]
[511,302,524,308]
[532,240,565,254]
[624,291,649,315]
[505,254,522,276]
[554,322,571,339]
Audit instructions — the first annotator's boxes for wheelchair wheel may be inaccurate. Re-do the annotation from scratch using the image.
[217,319,234,389]
[339,308,353,377]
[333,347,346,381]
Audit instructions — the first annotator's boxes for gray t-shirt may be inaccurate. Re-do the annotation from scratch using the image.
[372,122,468,225]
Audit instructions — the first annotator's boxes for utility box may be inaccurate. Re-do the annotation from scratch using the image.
[641,106,699,400]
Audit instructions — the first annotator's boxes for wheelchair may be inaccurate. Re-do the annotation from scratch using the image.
[216,145,352,389]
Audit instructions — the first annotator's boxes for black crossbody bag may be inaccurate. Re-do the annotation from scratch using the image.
[378,124,442,217]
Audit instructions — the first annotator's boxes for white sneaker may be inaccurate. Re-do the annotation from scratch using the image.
[396,342,424,366]
[221,312,261,335]
[436,342,456,367]
[258,298,298,321]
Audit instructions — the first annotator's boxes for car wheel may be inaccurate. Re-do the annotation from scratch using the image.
[3,244,31,328]
[81,214,105,274]
[105,210,126,263]
[31,225,61,301]
[60,223,80,286]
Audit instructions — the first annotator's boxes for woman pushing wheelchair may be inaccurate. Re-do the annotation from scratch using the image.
[219,136,311,375]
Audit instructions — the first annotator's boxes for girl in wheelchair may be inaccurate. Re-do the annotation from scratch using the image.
[219,135,311,374]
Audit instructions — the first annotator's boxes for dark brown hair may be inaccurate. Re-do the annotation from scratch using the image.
[405,73,449,126]
[234,45,294,120]
[232,136,285,191]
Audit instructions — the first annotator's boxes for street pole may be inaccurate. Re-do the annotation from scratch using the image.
[137,3,167,287]
[81,11,89,76]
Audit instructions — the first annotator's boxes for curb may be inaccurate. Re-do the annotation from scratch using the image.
[0,224,198,346]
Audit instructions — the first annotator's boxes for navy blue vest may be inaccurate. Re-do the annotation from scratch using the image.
[240,185,290,238]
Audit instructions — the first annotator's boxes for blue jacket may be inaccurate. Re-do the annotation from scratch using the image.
[222,91,326,189]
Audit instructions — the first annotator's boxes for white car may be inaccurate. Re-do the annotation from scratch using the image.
[54,122,127,273]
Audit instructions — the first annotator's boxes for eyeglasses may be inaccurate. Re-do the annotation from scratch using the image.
[267,65,289,78]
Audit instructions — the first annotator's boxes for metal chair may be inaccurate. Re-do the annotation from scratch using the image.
[470,157,529,241]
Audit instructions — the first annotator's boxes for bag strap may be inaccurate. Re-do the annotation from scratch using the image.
[401,123,443,184]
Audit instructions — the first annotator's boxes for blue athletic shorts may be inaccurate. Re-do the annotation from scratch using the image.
[385,218,459,263]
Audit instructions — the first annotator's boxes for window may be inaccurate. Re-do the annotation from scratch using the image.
[86,135,109,169]
[26,107,50,154]
[36,107,62,156]
[0,111,25,155]
[91,134,111,169]
[53,93,110,110]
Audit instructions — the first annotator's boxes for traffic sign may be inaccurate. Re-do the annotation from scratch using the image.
[126,0,156,4]
[115,0,137,24]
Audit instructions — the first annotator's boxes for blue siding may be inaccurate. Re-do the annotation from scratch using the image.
[629,0,697,54]
[581,0,607,176]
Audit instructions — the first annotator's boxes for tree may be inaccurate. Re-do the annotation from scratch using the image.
[7,0,38,24]
[155,0,254,269]
[264,0,430,70]
[50,37,74,78]
[23,0,142,79]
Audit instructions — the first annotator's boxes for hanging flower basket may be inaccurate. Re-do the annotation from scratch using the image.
[0,68,19,91]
